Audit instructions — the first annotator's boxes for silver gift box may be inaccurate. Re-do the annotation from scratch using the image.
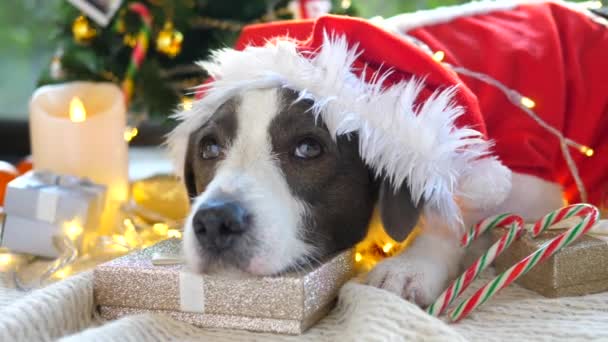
[1,171,106,257]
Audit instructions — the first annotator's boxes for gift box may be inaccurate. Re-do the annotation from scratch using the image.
[95,238,355,334]
[1,171,106,257]
[492,221,608,297]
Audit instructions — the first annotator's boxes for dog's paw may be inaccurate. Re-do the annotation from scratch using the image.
[366,252,449,307]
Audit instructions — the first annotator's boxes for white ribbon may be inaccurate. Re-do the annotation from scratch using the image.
[36,190,59,223]
[179,271,205,313]
[27,171,103,222]
[151,252,183,265]
[151,253,205,313]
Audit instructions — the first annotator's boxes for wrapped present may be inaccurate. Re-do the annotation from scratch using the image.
[1,170,106,257]
[95,238,355,334]
[493,220,608,297]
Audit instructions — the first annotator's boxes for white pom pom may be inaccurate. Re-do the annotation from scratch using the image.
[457,158,512,210]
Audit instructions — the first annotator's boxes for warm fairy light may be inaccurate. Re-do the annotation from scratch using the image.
[153,223,169,236]
[181,97,193,111]
[64,220,84,240]
[124,126,139,142]
[432,50,445,63]
[355,252,363,262]
[0,254,12,266]
[167,229,182,238]
[54,267,71,279]
[382,242,394,253]
[113,235,128,246]
[520,96,536,109]
[580,145,594,157]
[69,97,87,123]
[123,218,135,230]
[341,0,352,8]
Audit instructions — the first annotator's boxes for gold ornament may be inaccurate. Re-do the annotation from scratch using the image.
[130,174,190,221]
[123,34,137,48]
[156,21,183,58]
[72,15,97,44]
[115,10,127,33]
[353,208,420,272]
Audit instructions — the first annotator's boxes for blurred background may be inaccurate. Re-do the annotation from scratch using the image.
[0,0,596,160]
[0,0,468,120]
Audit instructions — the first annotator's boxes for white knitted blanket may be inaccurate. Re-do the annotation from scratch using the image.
[1,268,608,341]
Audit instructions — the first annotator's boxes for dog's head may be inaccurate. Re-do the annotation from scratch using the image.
[179,87,422,275]
[168,27,512,276]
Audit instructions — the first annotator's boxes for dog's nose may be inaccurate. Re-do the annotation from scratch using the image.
[192,200,250,250]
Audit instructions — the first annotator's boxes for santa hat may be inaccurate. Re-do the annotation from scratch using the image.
[168,15,512,230]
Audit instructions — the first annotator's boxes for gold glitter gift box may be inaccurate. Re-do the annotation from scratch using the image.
[94,238,355,334]
[492,224,608,297]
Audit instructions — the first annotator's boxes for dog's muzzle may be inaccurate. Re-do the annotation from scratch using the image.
[192,199,251,253]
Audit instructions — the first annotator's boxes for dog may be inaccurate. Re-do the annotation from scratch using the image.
[168,1,608,307]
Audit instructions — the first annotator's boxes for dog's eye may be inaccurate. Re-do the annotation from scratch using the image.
[293,138,323,159]
[200,138,223,160]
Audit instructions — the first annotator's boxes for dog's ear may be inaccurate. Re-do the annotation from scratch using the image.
[378,180,422,242]
[183,143,197,200]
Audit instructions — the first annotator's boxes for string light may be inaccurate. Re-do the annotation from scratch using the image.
[382,242,394,253]
[153,223,169,235]
[64,220,84,241]
[124,126,139,142]
[123,218,135,230]
[181,96,194,111]
[0,254,12,266]
[355,252,363,262]
[113,235,128,246]
[520,96,536,109]
[444,61,592,202]
[580,145,595,157]
[432,50,445,63]
[54,266,71,279]
[341,0,352,9]
[167,229,182,238]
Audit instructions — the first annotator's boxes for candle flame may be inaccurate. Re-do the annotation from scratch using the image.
[69,97,87,123]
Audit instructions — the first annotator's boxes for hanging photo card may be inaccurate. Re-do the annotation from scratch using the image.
[67,0,123,27]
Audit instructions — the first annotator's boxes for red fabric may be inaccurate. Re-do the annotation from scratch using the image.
[232,2,608,207]
[406,3,608,205]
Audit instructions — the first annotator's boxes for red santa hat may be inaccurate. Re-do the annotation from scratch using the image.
[169,15,512,230]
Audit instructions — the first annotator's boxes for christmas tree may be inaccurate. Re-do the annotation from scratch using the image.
[38,0,358,120]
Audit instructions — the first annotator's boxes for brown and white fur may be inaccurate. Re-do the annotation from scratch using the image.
[173,85,563,307]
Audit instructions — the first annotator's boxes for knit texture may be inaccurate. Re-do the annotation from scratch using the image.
[1,268,607,341]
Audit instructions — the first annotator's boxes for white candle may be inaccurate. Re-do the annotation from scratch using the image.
[29,81,129,235]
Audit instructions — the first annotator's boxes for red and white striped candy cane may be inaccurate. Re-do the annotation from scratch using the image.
[120,2,152,106]
[449,204,599,322]
[427,213,524,316]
